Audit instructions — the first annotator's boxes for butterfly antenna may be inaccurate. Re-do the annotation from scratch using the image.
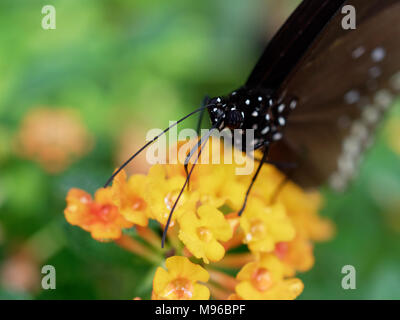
[161,120,221,248]
[104,104,213,188]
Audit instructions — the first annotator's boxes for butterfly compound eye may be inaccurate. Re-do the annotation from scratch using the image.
[208,97,226,125]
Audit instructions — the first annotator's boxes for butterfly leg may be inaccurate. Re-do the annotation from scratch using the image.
[184,95,211,188]
[253,158,296,204]
[196,95,210,134]
[238,143,270,216]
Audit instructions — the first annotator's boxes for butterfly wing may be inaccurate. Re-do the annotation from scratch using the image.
[249,0,400,190]
[246,0,346,90]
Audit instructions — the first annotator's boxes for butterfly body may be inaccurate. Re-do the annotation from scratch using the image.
[207,88,298,151]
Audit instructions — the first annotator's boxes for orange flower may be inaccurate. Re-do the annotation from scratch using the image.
[274,237,315,275]
[16,108,93,173]
[235,254,303,300]
[1,250,39,292]
[152,256,210,300]
[64,188,133,241]
[111,170,149,226]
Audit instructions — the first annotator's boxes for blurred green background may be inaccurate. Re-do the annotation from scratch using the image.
[0,0,399,300]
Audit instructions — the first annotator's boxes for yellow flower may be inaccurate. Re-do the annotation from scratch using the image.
[279,183,323,216]
[235,254,303,300]
[111,170,148,227]
[240,198,295,252]
[152,256,210,300]
[145,165,197,226]
[221,212,244,251]
[236,160,287,207]
[166,138,239,209]
[286,191,335,242]
[178,204,233,263]
[64,188,133,241]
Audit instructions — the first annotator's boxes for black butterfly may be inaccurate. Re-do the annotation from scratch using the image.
[105,0,400,247]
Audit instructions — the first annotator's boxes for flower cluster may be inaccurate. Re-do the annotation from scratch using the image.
[16,107,93,173]
[64,138,334,299]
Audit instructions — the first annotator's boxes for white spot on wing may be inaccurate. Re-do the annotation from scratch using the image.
[272,132,282,141]
[277,104,285,113]
[390,71,400,91]
[374,90,393,109]
[352,46,365,59]
[344,90,360,104]
[268,99,274,107]
[343,137,361,156]
[351,121,368,142]
[362,106,380,125]
[338,154,356,176]
[329,173,347,191]
[330,78,394,192]
[368,66,382,78]
[371,47,386,62]
[261,126,270,135]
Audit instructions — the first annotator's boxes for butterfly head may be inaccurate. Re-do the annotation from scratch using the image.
[207,96,245,130]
